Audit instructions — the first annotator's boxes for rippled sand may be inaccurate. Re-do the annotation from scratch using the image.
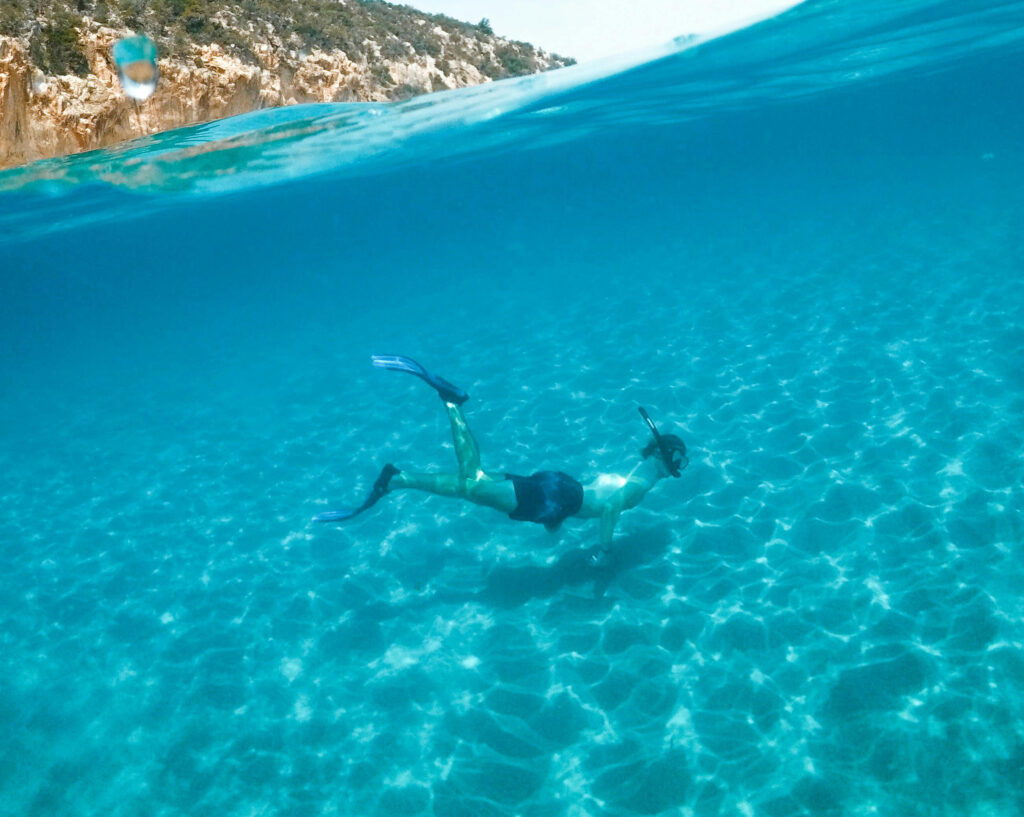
[2,192,1022,817]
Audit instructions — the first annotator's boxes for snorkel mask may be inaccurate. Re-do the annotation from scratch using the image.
[639,406,688,477]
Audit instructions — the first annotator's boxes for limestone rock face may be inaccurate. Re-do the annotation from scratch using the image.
[0,18,565,169]
[0,39,30,164]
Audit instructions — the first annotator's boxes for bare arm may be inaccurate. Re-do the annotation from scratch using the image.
[583,458,665,555]
[599,506,621,553]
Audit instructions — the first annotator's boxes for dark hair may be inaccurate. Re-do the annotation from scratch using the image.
[642,433,686,460]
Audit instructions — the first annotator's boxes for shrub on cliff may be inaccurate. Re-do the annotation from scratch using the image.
[30,12,91,76]
[494,45,537,77]
[0,3,21,37]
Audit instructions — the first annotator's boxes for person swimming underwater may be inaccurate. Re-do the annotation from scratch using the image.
[313,355,688,555]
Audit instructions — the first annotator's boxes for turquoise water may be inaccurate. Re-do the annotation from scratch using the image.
[2,1,1024,815]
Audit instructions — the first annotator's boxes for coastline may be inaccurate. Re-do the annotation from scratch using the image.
[0,17,568,170]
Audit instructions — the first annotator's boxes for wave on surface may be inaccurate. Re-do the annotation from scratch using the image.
[1,0,1023,242]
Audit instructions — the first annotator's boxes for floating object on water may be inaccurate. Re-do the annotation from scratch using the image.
[112,35,159,101]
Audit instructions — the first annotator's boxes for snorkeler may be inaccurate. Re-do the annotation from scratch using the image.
[314,355,688,554]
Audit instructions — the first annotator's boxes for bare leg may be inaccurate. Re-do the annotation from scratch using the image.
[390,402,516,512]
[446,402,482,480]
[392,471,462,498]
[392,470,517,512]
[317,359,517,524]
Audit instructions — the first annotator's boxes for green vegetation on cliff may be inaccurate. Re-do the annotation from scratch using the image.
[25,10,92,76]
[0,0,574,81]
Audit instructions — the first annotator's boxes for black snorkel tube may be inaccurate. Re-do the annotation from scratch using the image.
[639,406,686,477]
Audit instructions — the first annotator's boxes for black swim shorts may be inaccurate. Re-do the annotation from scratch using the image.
[504,471,584,531]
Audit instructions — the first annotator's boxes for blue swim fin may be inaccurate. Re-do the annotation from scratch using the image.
[314,464,400,523]
[371,354,469,404]
[312,509,358,523]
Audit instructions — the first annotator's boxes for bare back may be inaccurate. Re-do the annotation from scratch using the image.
[577,457,664,519]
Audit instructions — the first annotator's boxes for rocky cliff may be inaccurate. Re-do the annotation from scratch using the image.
[0,2,572,169]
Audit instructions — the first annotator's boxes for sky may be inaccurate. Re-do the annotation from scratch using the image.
[410,0,803,62]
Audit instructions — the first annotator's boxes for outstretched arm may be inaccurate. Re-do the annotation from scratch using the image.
[583,459,664,555]
[599,506,621,554]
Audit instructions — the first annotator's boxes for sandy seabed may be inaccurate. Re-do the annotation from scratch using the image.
[2,187,1022,817]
